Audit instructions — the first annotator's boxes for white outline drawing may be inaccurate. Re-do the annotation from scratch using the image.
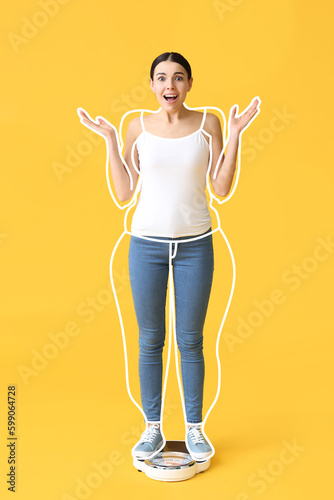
[78,97,261,462]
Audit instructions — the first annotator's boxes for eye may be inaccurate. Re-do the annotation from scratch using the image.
[158,76,165,81]
[175,76,183,81]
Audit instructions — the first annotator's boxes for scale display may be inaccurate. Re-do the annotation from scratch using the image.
[133,440,211,482]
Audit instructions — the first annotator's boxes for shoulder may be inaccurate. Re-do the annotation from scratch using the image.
[127,116,142,131]
[125,116,142,142]
[204,112,222,136]
[187,109,221,131]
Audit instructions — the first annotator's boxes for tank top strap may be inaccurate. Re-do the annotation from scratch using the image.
[199,108,207,131]
[140,111,146,132]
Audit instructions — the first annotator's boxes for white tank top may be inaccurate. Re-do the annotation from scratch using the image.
[130,109,212,238]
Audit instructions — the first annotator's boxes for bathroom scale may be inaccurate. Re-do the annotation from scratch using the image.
[133,440,211,482]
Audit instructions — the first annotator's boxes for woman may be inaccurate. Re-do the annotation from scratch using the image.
[78,52,260,461]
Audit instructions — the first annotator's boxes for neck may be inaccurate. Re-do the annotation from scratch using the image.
[158,102,189,124]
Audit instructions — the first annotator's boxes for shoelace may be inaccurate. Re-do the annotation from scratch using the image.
[140,425,160,444]
[188,426,206,445]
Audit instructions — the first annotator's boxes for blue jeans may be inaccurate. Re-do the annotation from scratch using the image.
[128,229,214,424]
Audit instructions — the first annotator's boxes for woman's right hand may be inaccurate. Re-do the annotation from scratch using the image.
[77,107,115,140]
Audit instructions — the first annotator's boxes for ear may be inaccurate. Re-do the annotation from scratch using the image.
[187,77,193,92]
[149,78,155,93]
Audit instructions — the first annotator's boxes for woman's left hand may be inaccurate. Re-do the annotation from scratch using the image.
[229,97,261,135]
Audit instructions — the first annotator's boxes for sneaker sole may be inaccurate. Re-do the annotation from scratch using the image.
[133,440,164,459]
[185,440,212,460]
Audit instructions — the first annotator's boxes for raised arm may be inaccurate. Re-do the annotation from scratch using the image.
[77,108,140,203]
[208,97,261,198]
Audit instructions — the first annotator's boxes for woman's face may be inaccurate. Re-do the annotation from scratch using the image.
[150,60,193,109]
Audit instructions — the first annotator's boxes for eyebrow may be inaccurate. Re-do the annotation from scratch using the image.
[155,71,185,76]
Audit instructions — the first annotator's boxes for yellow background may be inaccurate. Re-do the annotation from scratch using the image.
[1,0,333,498]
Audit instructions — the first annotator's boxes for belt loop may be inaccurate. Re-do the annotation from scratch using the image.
[171,242,178,259]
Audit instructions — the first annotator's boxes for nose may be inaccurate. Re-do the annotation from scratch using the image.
[166,78,175,89]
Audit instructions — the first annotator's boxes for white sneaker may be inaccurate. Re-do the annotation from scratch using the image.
[133,424,164,459]
[186,425,212,460]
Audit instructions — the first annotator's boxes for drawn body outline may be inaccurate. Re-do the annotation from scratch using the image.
[79,99,260,461]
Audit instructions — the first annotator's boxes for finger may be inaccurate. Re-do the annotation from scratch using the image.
[80,117,95,127]
[245,109,260,123]
[246,102,259,114]
[231,104,238,116]
[78,108,99,125]
[250,97,260,106]
[77,107,89,119]
[248,101,258,110]
[244,107,258,118]
[251,99,261,111]
[96,116,106,124]
[81,112,100,126]
[79,114,98,127]
[80,121,101,133]
[78,112,95,125]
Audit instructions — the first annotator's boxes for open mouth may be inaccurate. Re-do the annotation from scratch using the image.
[163,94,178,103]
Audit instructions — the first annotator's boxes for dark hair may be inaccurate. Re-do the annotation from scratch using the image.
[150,52,192,81]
